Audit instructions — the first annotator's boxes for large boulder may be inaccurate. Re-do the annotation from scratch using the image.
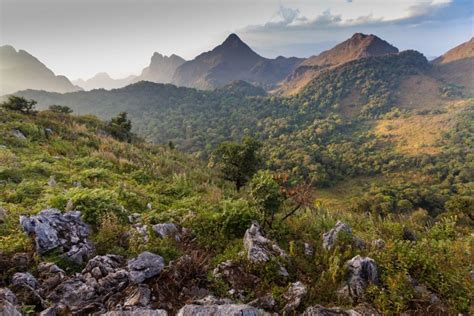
[20,209,94,265]
[345,256,379,300]
[127,252,165,284]
[282,281,307,313]
[152,223,180,241]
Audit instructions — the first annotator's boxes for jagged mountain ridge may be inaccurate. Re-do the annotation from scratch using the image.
[134,52,186,84]
[172,33,303,90]
[0,45,81,95]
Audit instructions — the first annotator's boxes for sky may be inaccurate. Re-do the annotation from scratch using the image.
[0,0,472,80]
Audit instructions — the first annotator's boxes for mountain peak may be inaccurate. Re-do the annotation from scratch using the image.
[303,33,398,67]
[220,33,249,50]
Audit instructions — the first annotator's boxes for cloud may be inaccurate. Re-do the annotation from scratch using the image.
[242,0,472,58]
[244,0,471,33]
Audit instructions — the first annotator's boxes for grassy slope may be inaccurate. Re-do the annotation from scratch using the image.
[0,108,473,314]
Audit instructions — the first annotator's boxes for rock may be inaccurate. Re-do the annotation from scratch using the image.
[152,223,180,241]
[127,252,164,284]
[44,128,53,136]
[304,242,314,257]
[0,288,17,304]
[47,176,57,187]
[103,310,168,316]
[192,295,234,305]
[19,209,94,265]
[212,260,259,291]
[12,272,38,289]
[37,262,66,293]
[0,300,21,316]
[0,207,6,223]
[303,305,361,315]
[176,303,262,316]
[132,223,149,243]
[402,227,417,241]
[371,239,385,249]
[346,256,379,300]
[11,129,26,140]
[128,213,142,224]
[11,272,43,308]
[248,294,276,311]
[82,255,129,294]
[323,221,352,250]
[282,281,307,313]
[243,222,287,263]
[46,277,98,314]
[469,270,474,281]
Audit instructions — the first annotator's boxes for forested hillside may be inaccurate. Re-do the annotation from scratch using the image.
[0,104,472,315]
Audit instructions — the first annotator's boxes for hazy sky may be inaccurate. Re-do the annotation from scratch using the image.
[1,0,472,79]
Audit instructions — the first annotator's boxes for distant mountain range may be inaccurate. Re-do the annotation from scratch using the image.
[0,45,81,95]
[2,34,473,95]
[73,73,137,91]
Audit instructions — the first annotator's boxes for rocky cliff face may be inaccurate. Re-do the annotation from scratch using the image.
[0,45,80,95]
[135,53,186,84]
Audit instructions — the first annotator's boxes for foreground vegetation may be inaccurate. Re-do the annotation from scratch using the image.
[0,102,472,314]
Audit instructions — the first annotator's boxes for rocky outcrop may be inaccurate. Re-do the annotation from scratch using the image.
[243,222,288,276]
[152,223,180,241]
[323,221,352,250]
[323,221,365,251]
[282,281,307,313]
[344,256,379,300]
[127,251,165,284]
[20,209,93,265]
[82,255,129,294]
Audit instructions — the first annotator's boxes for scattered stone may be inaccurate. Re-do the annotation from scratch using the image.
[469,270,474,281]
[44,128,53,136]
[82,255,129,294]
[192,295,233,305]
[19,209,94,265]
[304,242,314,257]
[0,300,21,316]
[128,213,142,224]
[282,281,307,313]
[146,203,153,210]
[371,239,385,249]
[243,222,288,276]
[132,223,149,243]
[12,272,38,289]
[127,252,164,284]
[323,221,352,250]
[345,256,379,300]
[0,288,17,304]
[152,223,180,241]
[11,129,26,140]
[46,277,98,314]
